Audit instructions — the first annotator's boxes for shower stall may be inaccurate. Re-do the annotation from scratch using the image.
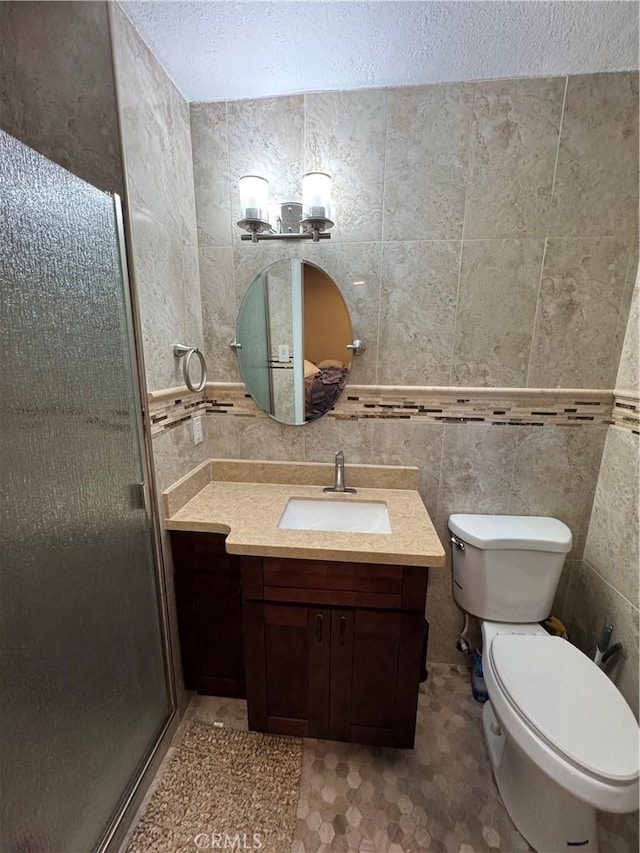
[0,131,174,851]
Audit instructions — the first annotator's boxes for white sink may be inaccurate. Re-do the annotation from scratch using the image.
[278,498,392,535]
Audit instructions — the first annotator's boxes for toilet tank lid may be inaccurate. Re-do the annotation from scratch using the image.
[448,514,572,552]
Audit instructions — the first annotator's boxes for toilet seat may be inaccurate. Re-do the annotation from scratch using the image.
[489,634,639,784]
[481,623,640,813]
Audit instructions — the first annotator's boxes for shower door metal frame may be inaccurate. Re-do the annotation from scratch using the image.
[96,195,179,853]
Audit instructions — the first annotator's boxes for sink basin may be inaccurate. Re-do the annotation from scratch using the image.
[278,498,392,534]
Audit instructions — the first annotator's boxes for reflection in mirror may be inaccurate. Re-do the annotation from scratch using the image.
[234,259,353,425]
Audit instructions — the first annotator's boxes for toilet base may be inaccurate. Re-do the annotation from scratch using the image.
[482,701,599,853]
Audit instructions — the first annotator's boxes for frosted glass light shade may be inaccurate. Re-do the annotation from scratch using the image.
[302,172,332,221]
[239,175,270,222]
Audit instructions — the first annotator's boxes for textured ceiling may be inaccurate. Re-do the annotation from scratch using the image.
[122,1,639,102]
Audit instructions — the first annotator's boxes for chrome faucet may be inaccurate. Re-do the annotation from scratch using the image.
[323,450,357,494]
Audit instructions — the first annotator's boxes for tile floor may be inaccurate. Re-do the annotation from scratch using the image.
[127,664,639,853]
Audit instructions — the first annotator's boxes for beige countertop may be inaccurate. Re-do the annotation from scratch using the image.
[163,460,445,568]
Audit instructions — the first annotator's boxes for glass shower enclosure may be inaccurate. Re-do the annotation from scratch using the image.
[0,131,173,851]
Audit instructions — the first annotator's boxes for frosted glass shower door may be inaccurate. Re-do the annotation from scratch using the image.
[0,131,171,852]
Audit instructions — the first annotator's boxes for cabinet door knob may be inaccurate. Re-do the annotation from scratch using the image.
[316,613,324,644]
[339,615,347,646]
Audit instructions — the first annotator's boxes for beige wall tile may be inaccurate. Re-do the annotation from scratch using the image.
[437,424,520,522]
[453,239,544,386]
[464,77,564,239]
[112,4,198,243]
[130,210,202,391]
[113,5,203,398]
[528,238,631,388]
[384,83,474,241]
[183,246,205,352]
[378,241,460,385]
[235,416,305,461]
[550,72,639,238]
[190,73,637,396]
[153,419,210,493]
[207,413,241,459]
[303,418,375,465]
[570,561,639,720]
[510,425,607,559]
[0,1,123,195]
[200,247,241,382]
[190,102,232,248]
[227,95,304,244]
[585,427,639,609]
[616,272,639,393]
[305,89,387,243]
[370,421,444,519]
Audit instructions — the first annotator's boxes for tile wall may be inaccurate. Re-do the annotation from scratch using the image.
[187,72,638,665]
[0,0,124,195]
[191,73,638,391]
[575,278,639,716]
[110,5,210,711]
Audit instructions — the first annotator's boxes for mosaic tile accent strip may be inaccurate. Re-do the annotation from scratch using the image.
[148,384,614,437]
[333,385,612,427]
[148,386,209,436]
[612,393,640,434]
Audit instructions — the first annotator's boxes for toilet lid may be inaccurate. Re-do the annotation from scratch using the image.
[490,634,640,782]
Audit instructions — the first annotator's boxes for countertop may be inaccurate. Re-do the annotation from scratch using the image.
[163,460,446,568]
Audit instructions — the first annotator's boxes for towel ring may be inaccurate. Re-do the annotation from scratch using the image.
[173,343,207,393]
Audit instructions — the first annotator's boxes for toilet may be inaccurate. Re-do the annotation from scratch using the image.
[449,513,639,853]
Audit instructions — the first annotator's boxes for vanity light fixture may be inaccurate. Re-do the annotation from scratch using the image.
[237,172,334,242]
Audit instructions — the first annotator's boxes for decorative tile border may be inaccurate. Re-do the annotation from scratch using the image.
[147,383,620,436]
[612,392,640,434]
[333,385,613,427]
[148,386,209,436]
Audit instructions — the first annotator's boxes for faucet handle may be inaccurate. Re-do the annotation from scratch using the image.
[335,450,344,460]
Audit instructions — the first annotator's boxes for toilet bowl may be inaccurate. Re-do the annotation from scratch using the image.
[480,621,639,853]
[448,514,640,853]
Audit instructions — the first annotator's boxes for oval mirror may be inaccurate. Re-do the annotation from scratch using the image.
[234,259,353,425]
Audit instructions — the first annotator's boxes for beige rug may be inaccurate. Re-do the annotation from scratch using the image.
[126,721,302,853]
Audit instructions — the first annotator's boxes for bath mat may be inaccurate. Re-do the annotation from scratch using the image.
[126,721,302,853]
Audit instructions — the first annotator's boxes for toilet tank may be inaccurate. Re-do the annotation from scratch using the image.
[449,515,572,622]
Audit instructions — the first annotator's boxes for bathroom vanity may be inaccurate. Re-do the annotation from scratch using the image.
[166,460,445,749]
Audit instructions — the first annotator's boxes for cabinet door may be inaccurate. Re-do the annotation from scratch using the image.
[243,602,331,738]
[172,532,246,698]
[332,609,423,748]
[192,567,245,697]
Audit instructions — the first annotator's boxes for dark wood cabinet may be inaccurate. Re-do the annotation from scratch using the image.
[171,532,430,748]
[242,555,429,748]
[172,531,249,698]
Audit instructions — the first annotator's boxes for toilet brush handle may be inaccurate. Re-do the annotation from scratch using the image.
[594,623,613,666]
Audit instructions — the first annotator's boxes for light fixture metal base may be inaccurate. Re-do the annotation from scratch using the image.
[300,217,334,242]
[237,216,334,243]
[237,218,273,242]
[240,231,331,241]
